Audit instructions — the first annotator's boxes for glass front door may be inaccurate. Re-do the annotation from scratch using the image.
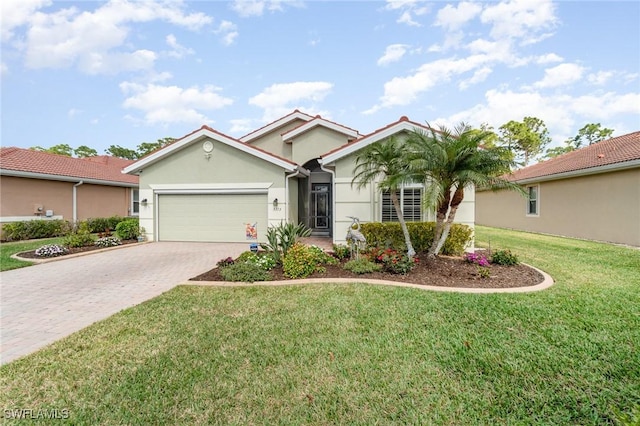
[311,183,330,230]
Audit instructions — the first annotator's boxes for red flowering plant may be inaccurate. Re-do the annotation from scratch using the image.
[367,247,418,274]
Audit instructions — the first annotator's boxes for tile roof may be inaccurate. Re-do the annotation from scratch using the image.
[507,131,640,182]
[0,147,139,185]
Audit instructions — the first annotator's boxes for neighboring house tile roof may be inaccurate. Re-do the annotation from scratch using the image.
[0,147,139,185]
[507,131,640,182]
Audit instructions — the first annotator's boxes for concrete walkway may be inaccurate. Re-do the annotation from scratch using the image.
[0,242,246,365]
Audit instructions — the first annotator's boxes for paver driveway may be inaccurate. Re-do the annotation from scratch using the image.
[0,242,246,365]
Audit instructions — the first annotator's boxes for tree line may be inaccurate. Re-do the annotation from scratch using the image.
[31,138,176,160]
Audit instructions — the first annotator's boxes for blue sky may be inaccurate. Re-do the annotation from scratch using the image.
[2,0,639,156]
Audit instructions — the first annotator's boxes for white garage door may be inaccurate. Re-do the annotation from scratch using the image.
[158,194,267,242]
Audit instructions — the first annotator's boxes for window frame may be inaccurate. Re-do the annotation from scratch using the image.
[381,185,423,223]
[526,185,539,216]
[131,189,140,216]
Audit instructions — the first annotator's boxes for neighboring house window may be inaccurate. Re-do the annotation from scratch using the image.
[527,185,539,215]
[132,189,140,215]
[382,187,422,222]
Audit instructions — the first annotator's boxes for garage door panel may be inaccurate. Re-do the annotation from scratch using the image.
[158,194,267,242]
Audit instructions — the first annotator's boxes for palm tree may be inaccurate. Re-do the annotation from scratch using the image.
[406,122,522,258]
[351,137,416,258]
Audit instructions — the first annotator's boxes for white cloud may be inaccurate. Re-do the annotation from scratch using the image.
[249,81,333,121]
[120,82,233,125]
[230,0,304,18]
[587,71,614,86]
[67,108,82,118]
[214,21,239,46]
[481,0,558,43]
[385,0,429,27]
[534,63,585,89]
[1,0,51,42]
[0,62,8,76]
[165,34,194,59]
[229,118,255,135]
[535,53,563,64]
[459,67,492,90]
[19,0,211,74]
[435,2,482,31]
[377,44,409,66]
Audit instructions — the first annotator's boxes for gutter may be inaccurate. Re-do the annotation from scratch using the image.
[73,181,84,222]
[513,159,640,186]
[0,169,137,188]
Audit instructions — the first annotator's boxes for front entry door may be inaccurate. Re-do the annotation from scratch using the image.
[311,183,331,235]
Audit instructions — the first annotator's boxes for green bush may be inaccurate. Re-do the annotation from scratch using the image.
[343,259,382,274]
[283,243,322,279]
[368,247,417,274]
[491,249,519,266]
[308,245,338,266]
[62,222,95,248]
[115,218,140,240]
[220,262,271,282]
[332,244,351,260]
[260,222,311,264]
[360,222,472,255]
[2,219,70,241]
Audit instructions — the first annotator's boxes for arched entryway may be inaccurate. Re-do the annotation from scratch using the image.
[299,159,332,237]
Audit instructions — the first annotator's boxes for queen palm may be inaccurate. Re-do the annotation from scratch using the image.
[406,122,521,258]
[351,137,416,258]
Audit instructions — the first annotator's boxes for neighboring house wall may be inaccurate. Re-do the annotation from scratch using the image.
[476,168,640,246]
[0,176,133,222]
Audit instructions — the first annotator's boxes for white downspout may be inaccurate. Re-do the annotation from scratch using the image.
[73,181,84,222]
[318,159,336,242]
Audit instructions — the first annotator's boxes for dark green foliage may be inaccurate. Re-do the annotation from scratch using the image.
[219,262,271,282]
[115,218,140,240]
[360,222,472,255]
[282,243,324,279]
[343,259,382,274]
[85,216,127,233]
[62,222,95,248]
[216,257,234,268]
[332,244,351,260]
[260,222,312,264]
[491,249,520,266]
[1,219,71,242]
[368,247,417,274]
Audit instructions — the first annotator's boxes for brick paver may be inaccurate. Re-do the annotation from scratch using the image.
[0,242,246,365]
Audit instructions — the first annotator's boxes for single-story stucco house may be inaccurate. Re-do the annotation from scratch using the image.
[123,110,474,244]
[0,147,139,224]
[476,130,640,247]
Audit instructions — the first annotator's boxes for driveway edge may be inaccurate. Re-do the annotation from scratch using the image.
[10,241,149,264]
[184,263,554,294]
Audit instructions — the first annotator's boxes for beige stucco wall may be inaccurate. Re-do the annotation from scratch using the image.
[245,119,309,160]
[137,136,290,241]
[0,175,133,222]
[290,127,350,165]
[475,168,640,247]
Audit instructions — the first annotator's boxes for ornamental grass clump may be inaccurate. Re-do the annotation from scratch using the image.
[34,244,69,258]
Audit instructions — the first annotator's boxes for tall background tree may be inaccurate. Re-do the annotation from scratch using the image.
[106,137,175,160]
[499,117,551,167]
[352,137,416,258]
[31,144,97,158]
[407,123,521,258]
[544,123,614,159]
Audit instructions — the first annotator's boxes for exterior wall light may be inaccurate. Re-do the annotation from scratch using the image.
[273,198,278,208]
[141,198,148,206]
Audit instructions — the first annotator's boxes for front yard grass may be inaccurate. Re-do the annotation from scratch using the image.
[0,237,64,271]
[1,226,639,424]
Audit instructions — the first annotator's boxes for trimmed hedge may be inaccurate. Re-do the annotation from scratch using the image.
[1,219,70,242]
[359,221,473,255]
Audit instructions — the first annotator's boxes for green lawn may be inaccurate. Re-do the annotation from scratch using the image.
[0,237,65,271]
[1,227,639,425]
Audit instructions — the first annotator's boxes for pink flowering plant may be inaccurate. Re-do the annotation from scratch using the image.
[464,252,490,267]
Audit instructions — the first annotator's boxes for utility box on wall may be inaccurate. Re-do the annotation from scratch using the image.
[33,204,44,214]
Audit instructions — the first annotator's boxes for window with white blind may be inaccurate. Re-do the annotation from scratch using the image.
[382,188,422,222]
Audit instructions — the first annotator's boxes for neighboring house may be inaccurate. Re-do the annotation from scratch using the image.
[476,131,640,247]
[0,148,139,223]
[123,110,475,244]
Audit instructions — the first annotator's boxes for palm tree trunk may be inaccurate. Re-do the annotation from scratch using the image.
[390,190,416,258]
[434,187,464,255]
[427,190,452,258]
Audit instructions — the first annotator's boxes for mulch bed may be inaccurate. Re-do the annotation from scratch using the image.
[16,239,139,259]
[190,255,544,289]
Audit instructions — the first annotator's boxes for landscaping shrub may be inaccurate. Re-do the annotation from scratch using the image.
[283,243,323,279]
[260,222,311,264]
[491,249,519,266]
[343,258,382,274]
[332,243,351,260]
[368,247,418,274]
[308,245,338,266]
[217,257,235,268]
[464,251,490,267]
[233,251,277,271]
[95,236,122,248]
[360,222,472,255]
[62,222,95,248]
[2,219,70,242]
[477,266,491,279]
[34,244,69,258]
[219,262,271,282]
[115,218,140,240]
